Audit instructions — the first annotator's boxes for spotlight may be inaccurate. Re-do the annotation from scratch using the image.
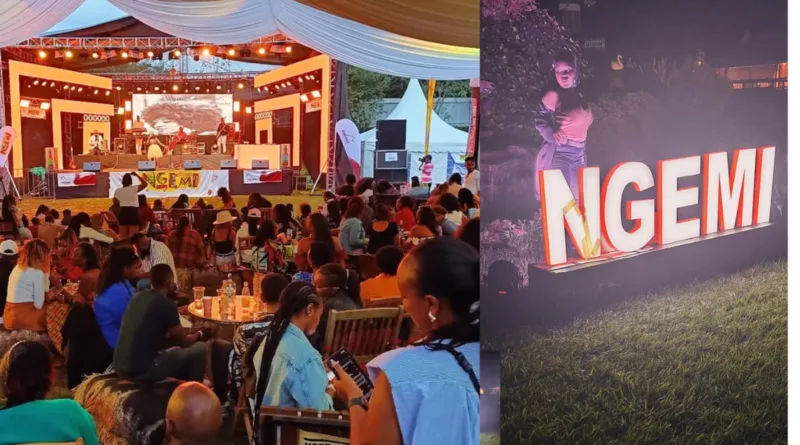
[92,52,99,59]
[258,47,266,55]
[285,45,292,53]
[245,106,252,114]
[147,51,154,58]
[106,91,111,96]
[234,101,241,112]
[311,90,321,98]
[300,94,309,102]
[202,48,211,56]
[256,87,262,92]
[174,49,181,57]
[173,85,179,91]
[118,107,124,115]
[136,87,142,92]
[195,86,201,91]
[297,77,303,82]
[275,84,281,90]
[77,87,83,92]
[184,88,188,93]
[154,86,160,91]
[26,84,31,89]
[206,88,210,93]
[50,81,55,87]
[145,90,149,94]
[309,75,315,80]
[237,83,244,89]
[71,86,76,91]
[216,84,222,90]
[125,101,131,112]
[121,51,129,59]
[228,48,236,57]
[40,102,50,110]
[33,80,39,86]
[19,99,30,107]
[94,89,99,95]
[115,86,121,91]
[65,50,73,58]
[38,50,47,59]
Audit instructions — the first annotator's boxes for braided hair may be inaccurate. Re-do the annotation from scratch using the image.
[253,282,322,422]
[0,341,53,408]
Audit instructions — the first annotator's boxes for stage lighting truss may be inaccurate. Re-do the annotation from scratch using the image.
[19,97,50,110]
[24,76,114,97]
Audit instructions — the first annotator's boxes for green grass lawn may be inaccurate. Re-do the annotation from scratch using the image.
[481,433,501,445]
[496,262,787,445]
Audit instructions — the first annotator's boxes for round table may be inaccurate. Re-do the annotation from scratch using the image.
[186,296,266,340]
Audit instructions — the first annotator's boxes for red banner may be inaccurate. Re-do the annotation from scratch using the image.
[243,169,283,184]
[466,85,479,156]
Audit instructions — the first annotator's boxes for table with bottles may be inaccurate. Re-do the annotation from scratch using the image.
[185,279,270,340]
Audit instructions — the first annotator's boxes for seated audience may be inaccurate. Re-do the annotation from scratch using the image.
[138,194,158,232]
[326,200,342,228]
[376,179,398,195]
[35,204,50,221]
[447,172,463,195]
[459,188,480,219]
[153,199,166,211]
[38,215,65,249]
[3,240,59,332]
[0,341,99,445]
[320,191,336,216]
[295,213,346,272]
[172,194,190,210]
[217,187,236,209]
[311,263,361,350]
[194,198,208,209]
[340,197,367,254]
[367,203,400,254]
[293,242,335,283]
[211,272,289,404]
[251,220,286,274]
[409,206,440,238]
[440,192,467,228]
[29,216,40,238]
[167,216,207,293]
[408,176,430,199]
[332,237,480,445]
[336,173,357,197]
[113,264,212,383]
[456,217,480,251]
[90,212,119,241]
[273,204,302,241]
[211,210,238,272]
[298,203,312,235]
[166,382,222,445]
[62,243,112,388]
[62,208,73,226]
[433,205,459,236]
[355,178,375,225]
[237,208,261,265]
[253,282,336,411]
[95,246,143,348]
[133,232,177,277]
[0,240,18,324]
[360,246,404,306]
[247,192,272,211]
[395,196,416,232]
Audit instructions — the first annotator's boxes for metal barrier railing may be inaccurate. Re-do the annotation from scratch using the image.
[4,168,57,200]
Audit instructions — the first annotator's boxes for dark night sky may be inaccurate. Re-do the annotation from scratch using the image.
[542,0,787,66]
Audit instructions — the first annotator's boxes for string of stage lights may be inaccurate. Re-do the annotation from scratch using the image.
[34,44,294,62]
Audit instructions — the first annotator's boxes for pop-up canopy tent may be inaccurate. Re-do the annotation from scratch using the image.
[360,79,468,185]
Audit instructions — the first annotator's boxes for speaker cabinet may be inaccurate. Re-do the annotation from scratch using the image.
[376,120,406,151]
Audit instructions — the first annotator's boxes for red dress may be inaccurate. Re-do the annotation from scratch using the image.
[395,207,416,232]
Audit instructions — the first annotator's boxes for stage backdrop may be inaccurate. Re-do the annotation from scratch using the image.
[108,170,229,198]
[132,94,233,135]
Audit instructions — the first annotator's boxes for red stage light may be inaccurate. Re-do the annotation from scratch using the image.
[258,48,266,55]
[65,50,74,59]
[121,51,129,59]
[285,45,292,53]
[228,48,236,56]
[38,50,47,59]
[106,91,111,96]
[147,51,154,58]
[172,85,179,91]
[237,83,244,89]
[92,52,99,59]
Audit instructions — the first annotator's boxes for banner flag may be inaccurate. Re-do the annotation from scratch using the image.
[109,170,229,198]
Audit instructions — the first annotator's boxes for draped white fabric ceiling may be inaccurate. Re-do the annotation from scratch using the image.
[0,0,478,80]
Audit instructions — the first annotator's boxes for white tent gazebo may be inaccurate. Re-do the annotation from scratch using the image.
[361,79,468,185]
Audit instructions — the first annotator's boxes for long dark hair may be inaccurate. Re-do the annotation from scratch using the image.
[326,201,341,226]
[75,242,100,271]
[254,283,322,420]
[1,341,52,408]
[247,216,260,237]
[410,237,479,349]
[254,220,278,247]
[550,51,588,112]
[309,213,334,248]
[1,195,15,221]
[417,206,438,235]
[172,194,189,209]
[68,212,91,237]
[344,197,365,219]
[314,263,362,307]
[98,246,139,294]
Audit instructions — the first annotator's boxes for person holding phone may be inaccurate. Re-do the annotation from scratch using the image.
[332,237,480,445]
[252,282,336,417]
[113,171,148,239]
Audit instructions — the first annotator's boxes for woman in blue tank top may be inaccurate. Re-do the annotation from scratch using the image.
[332,237,480,445]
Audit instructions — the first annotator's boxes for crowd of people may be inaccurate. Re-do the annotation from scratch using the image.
[0,162,481,445]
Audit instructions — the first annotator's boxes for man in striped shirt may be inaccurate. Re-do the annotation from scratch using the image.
[132,233,176,278]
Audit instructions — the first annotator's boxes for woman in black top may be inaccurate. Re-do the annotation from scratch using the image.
[272,204,302,241]
[171,194,190,209]
[326,200,342,228]
[367,203,400,254]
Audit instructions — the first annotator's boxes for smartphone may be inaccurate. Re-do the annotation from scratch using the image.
[326,370,335,381]
[328,348,374,399]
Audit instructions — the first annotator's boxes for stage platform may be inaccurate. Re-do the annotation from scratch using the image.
[74,153,234,171]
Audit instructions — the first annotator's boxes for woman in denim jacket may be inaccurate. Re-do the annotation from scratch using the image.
[252,282,335,417]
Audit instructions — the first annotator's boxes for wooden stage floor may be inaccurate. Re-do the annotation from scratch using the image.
[74,153,234,171]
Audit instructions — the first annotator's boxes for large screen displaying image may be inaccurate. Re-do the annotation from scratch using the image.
[132,94,233,135]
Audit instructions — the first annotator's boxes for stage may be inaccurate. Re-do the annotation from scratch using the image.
[74,153,234,171]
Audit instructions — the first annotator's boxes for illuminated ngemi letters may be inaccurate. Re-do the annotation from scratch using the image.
[539,147,776,266]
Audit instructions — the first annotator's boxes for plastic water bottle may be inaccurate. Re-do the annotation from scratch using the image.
[242,282,251,297]
[225,274,236,314]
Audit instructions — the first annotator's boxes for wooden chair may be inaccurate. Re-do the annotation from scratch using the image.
[259,207,272,222]
[365,296,403,308]
[322,307,403,363]
[171,209,202,229]
[160,212,176,233]
[244,406,350,445]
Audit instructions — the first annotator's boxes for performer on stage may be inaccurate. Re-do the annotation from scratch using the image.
[88,130,104,154]
[216,118,229,155]
[147,135,166,161]
[132,116,146,155]
[167,127,188,155]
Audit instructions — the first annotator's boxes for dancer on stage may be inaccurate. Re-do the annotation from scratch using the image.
[533,51,594,204]
[146,135,166,161]
[216,118,230,155]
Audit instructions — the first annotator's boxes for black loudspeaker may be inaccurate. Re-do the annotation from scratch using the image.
[376,120,406,150]
[374,169,408,184]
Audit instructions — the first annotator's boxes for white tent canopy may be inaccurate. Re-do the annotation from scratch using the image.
[0,0,478,80]
[361,79,468,185]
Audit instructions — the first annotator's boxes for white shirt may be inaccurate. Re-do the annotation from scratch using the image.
[465,169,480,194]
[141,239,176,277]
[236,223,255,265]
[89,134,104,149]
[7,266,49,309]
[114,185,140,207]
[448,183,463,196]
[445,211,465,226]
